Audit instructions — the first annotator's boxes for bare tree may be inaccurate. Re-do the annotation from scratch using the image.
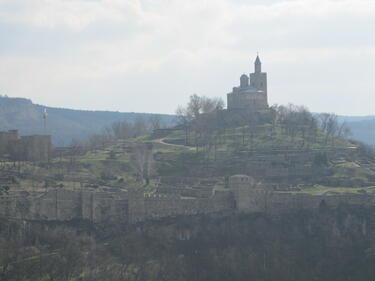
[337,122,352,139]
[149,115,163,131]
[175,106,193,145]
[201,96,225,113]
[318,113,339,145]
[176,95,225,146]
[133,116,148,137]
[182,94,225,119]
[112,120,132,140]
[187,94,202,118]
[131,143,155,185]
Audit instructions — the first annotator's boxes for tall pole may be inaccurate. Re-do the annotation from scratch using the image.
[42,108,48,134]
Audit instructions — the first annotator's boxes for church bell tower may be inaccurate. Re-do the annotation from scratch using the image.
[250,55,268,103]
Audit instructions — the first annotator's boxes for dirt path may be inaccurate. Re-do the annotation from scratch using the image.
[153,138,195,150]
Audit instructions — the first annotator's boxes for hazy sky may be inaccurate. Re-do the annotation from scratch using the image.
[0,0,374,115]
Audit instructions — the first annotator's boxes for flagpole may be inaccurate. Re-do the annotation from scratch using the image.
[42,109,48,134]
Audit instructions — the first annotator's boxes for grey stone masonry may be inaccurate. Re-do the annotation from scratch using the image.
[227,56,268,112]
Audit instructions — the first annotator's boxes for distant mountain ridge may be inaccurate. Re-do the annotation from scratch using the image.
[0,96,175,146]
[344,118,375,148]
[338,116,375,122]
[309,113,375,147]
[334,115,375,147]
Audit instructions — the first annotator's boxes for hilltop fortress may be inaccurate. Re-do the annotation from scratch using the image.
[227,55,268,112]
[1,56,374,226]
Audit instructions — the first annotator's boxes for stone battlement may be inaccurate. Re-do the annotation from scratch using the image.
[1,176,374,224]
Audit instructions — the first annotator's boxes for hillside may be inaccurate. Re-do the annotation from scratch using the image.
[2,205,375,281]
[1,105,375,281]
[0,96,175,146]
[1,105,374,196]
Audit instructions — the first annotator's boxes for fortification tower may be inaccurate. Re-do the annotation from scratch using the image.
[229,175,267,213]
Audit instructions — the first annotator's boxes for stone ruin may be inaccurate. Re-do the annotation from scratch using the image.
[1,175,375,224]
[0,130,51,161]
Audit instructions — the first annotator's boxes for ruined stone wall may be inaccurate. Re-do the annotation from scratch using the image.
[234,189,375,215]
[19,135,51,161]
[0,189,128,223]
[0,188,232,224]
[0,130,52,161]
[0,130,19,155]
[143,191,232,219]
[2,183,375,225]
[127,189,233,223]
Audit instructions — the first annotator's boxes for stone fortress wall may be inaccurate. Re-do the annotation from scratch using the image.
[0,189,129,223]
[230,175,375,214]
[0,187,233,224]
[0,130,51,161]
[1,175,375,224]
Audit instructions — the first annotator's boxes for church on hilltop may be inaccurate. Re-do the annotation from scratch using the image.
[227,55,268,111]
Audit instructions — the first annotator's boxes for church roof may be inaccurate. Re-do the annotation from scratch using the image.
[255,55,261,64]
[239,86,263,94]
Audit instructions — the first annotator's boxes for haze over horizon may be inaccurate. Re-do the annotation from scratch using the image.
[1,0,374,115]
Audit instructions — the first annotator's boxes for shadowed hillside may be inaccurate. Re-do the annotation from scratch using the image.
[0,96,175,146]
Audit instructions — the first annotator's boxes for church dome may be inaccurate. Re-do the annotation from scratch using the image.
[240,74,249,88]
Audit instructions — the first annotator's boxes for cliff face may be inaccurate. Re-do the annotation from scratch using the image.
[1,205,375,281]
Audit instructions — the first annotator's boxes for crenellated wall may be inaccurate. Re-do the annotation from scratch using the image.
[1,177,375,224]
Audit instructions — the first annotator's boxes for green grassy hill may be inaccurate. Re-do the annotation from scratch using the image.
[2,108,375,197]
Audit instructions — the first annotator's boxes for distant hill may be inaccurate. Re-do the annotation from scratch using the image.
[0,96,175,146]
[311,114,375,148]
[345,118,375,148]
[335,115,375,147]
[337,115,375,123]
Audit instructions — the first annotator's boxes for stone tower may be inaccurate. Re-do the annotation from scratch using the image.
[229,175,267,213]
[250,55,267,102]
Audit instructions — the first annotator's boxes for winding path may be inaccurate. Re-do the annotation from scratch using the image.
[153,138,195,150]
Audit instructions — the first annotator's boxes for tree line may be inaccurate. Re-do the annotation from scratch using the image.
[71,115,165,152]
[175,95,353,155]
